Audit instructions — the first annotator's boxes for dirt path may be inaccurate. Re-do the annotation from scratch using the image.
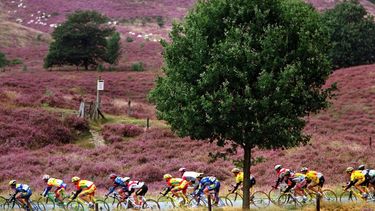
[89,129,106,147]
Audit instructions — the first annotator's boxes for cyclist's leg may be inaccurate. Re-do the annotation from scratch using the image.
[79,185,96,203]
[135,184,148,205]
[20,191,32,209]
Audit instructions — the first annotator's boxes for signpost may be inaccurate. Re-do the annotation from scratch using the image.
[93,76,105,120]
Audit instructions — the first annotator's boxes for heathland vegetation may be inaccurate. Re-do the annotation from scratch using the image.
[0,0,374,205]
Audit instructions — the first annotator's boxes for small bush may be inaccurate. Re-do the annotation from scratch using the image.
[126,37,134,42]
[131,62,144,71]
[9,59,23,65]
[97,64,105,72]
[102,123,143,143]
[64,115,90,133]
[156,16,165,28]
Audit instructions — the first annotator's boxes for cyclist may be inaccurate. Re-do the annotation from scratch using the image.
[9,180,32,211]
[163,174,189,199]
[357,165,375,193]
[344,167,368,198]
[283,170,308,202]
[179,167,200,188]
[230,167,256,193]
[42,174,67,203]
[273,164,291,189]
[125,178,148,206]
[105,174,129,201]
[70,176,96,208]
[196,174,221,205]
[300,167,324,195]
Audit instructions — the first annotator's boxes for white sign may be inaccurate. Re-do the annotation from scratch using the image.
[97,80,104,91]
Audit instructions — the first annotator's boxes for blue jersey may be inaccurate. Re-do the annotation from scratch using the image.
[15,184,31,193]
[115,177,128,187]
[107,177,128,195]
[197,177,220,195]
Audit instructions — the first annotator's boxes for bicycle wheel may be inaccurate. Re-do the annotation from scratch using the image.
[277,193,301,208]
[251,191,270,208]
[37,197,55,210]
[0,196,7,209]
[217,196,230,207]
[225,192,242,207]
[31,201,45,211]
[95,199,110,211]
[339,191,358,203]
[142,199,160,210]
[65,201,84,211]
[187,197,206,208]
[104,196,119,207]
[157,196,176,209]
[321,189,337,202]
[268,188,282,204]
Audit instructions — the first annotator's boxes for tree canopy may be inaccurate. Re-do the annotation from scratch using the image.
[150,0,334,208]
[44,10,120,70]
[323,0,375,68]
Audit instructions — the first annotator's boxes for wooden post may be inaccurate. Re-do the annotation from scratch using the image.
[207,194,212,211]
[127,100,132,115]
[78,101,85,118]
[316,194,321,211]
[95,202,98,211]
[370,137,372,149]
[146,117,150,129]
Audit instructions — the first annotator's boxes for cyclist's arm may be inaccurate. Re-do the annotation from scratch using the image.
[43,186,52,197]
[344,180,357,191]
[71,189,83,200]
[283,180,296,193]
[232,182,242,193]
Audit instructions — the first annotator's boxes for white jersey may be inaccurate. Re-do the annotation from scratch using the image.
[182,171,200,182]
[128,181,144,191]
[364,169,375,177]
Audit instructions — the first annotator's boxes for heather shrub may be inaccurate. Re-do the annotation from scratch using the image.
[64,115,90,133]
[156,16,165,28]
[130,164,164,183]
[126,37,134,42]
[102,123,143,143]
[0,107,73,149]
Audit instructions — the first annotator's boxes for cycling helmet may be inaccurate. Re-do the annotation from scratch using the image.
[358,165,365,170]
[163,174,172,180]
[42,174,50,180]
[300,167,309,173]
[109,173,117,179]
[345,167,354,173]
[178,168,186,172]
[123,177,130,182]
[274,165,282,171]
[284,170,291,177]
[71,176,80,182]
[231,168,241,173]
[9,180,16,186]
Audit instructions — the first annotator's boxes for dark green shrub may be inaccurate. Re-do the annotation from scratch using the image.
[131,62,144,71]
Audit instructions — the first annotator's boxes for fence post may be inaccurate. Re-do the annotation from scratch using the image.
[95,202,98,211]
[146,117,150,129]
[127,100,132,115]
[370,137,372,149]
[207,194,212,211]
[316,194,321,211]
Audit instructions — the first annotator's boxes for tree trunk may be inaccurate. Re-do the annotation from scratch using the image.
[242,146,252,209]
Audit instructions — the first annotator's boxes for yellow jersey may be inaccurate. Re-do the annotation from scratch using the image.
[350,170,365,182]
[305,171,321,184]
[47,178,64,188]
[235,172,244,184]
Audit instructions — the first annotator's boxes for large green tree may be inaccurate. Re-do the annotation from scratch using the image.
[150,0,335,208]
[44,10,119,70]
[323,0,375,68]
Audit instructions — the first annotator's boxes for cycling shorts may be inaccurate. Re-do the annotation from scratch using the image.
[80,185,96,197]
[207,181,221,192]
[250,177,256,188]
[309,176,325,188]
[135,184,148,196]
[20,190,32,199]
[295,180,307,190]
[55,184,66,196]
